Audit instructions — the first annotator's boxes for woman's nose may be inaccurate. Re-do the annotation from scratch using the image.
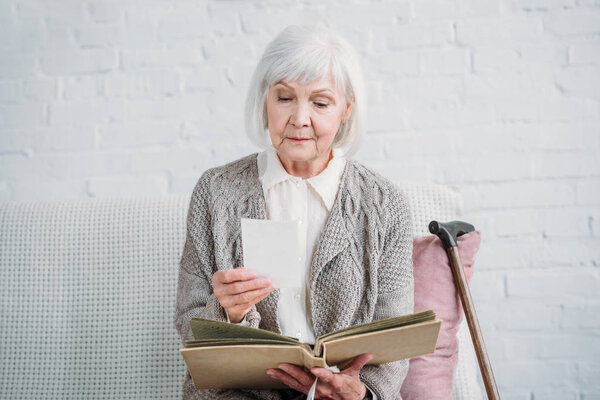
[289,101,311,128]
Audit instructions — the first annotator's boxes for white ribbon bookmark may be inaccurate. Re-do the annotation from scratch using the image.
[307,363,340,400]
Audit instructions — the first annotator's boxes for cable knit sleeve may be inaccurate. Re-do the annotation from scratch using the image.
[173,171,261,344]
[359,185,414,400]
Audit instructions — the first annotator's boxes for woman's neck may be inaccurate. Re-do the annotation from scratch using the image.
[276,150,334,179]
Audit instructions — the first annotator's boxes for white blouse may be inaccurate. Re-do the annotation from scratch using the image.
[256,146,346,344]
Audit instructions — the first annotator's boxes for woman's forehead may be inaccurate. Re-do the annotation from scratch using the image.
[272,73,342,94]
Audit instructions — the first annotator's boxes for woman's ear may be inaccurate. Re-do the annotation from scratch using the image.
[342,96,354,123]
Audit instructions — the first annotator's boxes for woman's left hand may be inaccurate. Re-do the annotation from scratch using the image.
[266,353,373,400]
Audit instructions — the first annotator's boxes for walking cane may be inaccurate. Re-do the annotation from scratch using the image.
[429,220,501,400]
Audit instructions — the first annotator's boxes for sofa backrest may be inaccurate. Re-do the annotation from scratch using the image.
[0,184,479,399]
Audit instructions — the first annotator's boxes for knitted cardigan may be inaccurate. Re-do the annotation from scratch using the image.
[174,153,414,400]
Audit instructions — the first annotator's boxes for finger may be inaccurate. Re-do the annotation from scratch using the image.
[219,285,273,308]
[310,367,336,384]
[219,277,272,297]
[277,363,314,387]
[266,368,308,394]
[213,268,256,284]
[340,353,374,375]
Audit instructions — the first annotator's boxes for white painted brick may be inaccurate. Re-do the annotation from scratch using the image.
[576,178,600,205]
[0,81,21,103]
[73,24,128,48]
[40,49,118,75]
[87,1,124,23]
[537,95,600,122]
[413,0,457,19]
[456,16,543,46]
[505,0,576,10]
[354,135,385,161]
[590,213,600,238]
[0,126,95,152]
[469,270,506,300]
[96,120,179,149]
[532,388,578,400]
[495,360,574,387]
[476,236,546,268]
[366,103,410,133]
[202,36,257,65]
[569,40,600,65]
[531,152,600,179]
[205,2,240,37]
[555,66,600,100]
[383,76,463,104]
[87,174,169,197]
[518,41,568,67]
[501,334,545,361]
[120,46,203,70]
[543,207,593,237]
[496,388,531,400]
[22,79,57,101]
[419,47,470,75]
[130,146,213,175]
[543,8,600,36]
[62,76,103,100]
[0,53,36,79]
[0,181,11,202]
[370,49,419,76]
[182,65,228,92]
[493,299,560,330]
[523,120,600,152]
[0,103,45,128]
[506,269,600,299]
[560,304,600,329]
[408,100,495,130]
[170,173,201,195]
[102,74,145,98]
[456,0,501,17]
[0,152,130,180]
[0,18,45,53]
[8,177,88,201]
[472,47,523,73]
[434,152,533,183]
[15,0,86,22]
[141,70,181,96]
[479,180,575,209]
[48,101,109,126]
[387,21,454,49]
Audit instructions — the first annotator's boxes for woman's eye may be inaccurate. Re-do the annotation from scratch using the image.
[278,97,291,102]
[314,102,328,108]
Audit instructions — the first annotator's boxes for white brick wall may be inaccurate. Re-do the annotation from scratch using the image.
[1,0,599,397]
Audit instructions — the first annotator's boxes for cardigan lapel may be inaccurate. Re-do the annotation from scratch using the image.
[308,160,353,289]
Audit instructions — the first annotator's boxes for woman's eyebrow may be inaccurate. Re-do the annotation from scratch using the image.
[311,88,335,96]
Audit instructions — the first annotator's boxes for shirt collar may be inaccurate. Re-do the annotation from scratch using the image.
[257,147,346,212]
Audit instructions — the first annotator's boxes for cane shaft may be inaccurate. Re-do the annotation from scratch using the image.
[447,246,500,400]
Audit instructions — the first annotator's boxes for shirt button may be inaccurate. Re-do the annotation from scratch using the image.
[298,256,302,262]
[294,293,301,301]
[298,220,303,225]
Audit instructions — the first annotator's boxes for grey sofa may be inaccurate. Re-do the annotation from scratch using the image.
[0,185,481,399]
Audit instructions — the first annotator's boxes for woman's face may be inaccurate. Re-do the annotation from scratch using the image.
[265,72,352,172]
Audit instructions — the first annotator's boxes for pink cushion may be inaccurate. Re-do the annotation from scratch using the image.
[400,231,481,400]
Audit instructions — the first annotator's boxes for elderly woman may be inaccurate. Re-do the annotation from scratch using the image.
[174,25,413,400]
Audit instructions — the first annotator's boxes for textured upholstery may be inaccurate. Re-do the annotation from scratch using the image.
[0,185,481,399]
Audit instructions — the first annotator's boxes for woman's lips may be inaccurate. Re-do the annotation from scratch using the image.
[287,137,310,144]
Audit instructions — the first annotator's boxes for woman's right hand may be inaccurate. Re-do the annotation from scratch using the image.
[212,267,274,323]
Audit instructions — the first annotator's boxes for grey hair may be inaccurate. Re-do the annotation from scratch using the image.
[244,24,366,158]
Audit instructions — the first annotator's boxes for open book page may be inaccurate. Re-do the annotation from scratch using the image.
[190,318,300,343]
[313,309,437,356]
